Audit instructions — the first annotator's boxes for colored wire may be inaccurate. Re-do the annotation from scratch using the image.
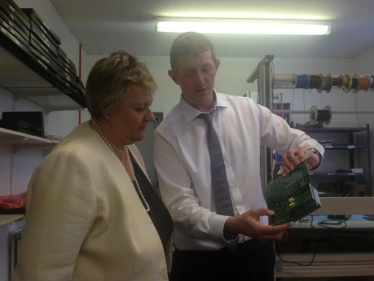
[296,74,309,89]
[317,219,347,229]
[308,75,321,89]
[332,77,343,87]
[351,77,359,90]
[316,110,331,123]
[370,75,374,89]
[322,75,332,92]
[275,216,317,266]
[360,76,371,91]
[342,75,350,88]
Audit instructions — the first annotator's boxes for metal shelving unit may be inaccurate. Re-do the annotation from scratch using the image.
[247,55,374,279]
[296,124,372,196]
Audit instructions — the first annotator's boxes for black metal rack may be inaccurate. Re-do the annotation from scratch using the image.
[296,124,372,197]
[0,0,85,111]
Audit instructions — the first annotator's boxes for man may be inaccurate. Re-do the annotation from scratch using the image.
[154,32,324,281]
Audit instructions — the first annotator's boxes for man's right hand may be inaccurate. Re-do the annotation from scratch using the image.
[223,207,291,241]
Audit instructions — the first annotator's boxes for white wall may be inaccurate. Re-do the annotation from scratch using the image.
[86,55,356,122]
[85,51,373,187]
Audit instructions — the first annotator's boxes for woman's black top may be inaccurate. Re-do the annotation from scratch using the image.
[132,159,173,252]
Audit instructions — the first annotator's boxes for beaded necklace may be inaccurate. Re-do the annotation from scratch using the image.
[91,119,150,212]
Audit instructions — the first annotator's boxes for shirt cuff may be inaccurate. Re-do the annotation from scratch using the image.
[211,215,240,250]
[209,214,231,242]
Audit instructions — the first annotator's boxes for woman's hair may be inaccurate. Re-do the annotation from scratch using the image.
[169,32,218,74]
[85,50,157,118]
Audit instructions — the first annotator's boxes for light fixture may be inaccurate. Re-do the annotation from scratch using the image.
[156,17,331,35]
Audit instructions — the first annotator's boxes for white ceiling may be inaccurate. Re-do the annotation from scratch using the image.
[49,0,374,59]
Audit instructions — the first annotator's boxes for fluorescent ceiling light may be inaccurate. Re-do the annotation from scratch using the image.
[156,18,331,35]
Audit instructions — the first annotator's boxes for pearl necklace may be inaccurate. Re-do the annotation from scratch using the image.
[91,119,114,153]
[126,146,150,212]
[90,119,150,212]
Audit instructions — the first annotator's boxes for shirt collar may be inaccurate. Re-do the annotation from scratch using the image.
[180,90,227,123]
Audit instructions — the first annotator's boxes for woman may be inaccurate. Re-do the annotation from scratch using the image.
[13,50,173,281]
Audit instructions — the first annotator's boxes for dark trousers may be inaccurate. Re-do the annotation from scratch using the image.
[170,241,275,281]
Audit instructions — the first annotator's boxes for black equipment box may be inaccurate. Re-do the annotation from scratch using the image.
[21,8,60,46]
[2,0,29,30]
[0,15,29,50]
[0,2,86,108]
[0,111,44,137]
[57,45,77,75]
[0,3,29,41]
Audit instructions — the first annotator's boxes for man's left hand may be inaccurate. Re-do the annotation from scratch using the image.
[281,147,319,174]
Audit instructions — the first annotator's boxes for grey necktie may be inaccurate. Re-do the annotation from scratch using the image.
[198,111,235,217]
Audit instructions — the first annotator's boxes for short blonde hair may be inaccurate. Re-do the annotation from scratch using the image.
[170,32,218,74]
[86,50,157,118]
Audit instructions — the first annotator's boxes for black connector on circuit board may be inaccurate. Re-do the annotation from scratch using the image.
[265,161,321,226]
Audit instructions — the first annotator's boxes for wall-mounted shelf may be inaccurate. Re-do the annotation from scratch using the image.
[0,5,85,111]
[0,46,83,111]
[0,127,57,152]
[309,172,365,176]
[296,126,369,134]
[0,214,24,226]
[322,144,368,149]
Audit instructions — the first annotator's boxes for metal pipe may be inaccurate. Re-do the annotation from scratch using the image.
[273,76,294,83]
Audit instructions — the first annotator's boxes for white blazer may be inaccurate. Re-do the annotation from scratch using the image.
[13,122,171,281]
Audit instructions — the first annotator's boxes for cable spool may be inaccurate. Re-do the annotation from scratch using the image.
[293,74,309,89]
[308,74,323,89]
[341,74,349,88]
[360,75,371,91]
[332,76,343,88]
[317,73,332,93]
[342,74,353,93]
[322,105,332,125]
[309,105,332,125]
[369,75,374,91]
[351,74,361,93]
[309,105,319,125]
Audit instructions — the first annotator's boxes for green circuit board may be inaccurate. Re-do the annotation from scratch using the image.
[265,161,321,226]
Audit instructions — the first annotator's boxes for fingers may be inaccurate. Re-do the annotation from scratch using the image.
[282,151,298,174]
[257,223,291,241]
[233,208,291,240]
[274,222,291,232]
[249,206,274,217]
[282,147,307,174]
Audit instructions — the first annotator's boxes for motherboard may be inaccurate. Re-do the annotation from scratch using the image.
[266,161,321,226]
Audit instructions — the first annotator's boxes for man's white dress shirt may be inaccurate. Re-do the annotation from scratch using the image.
[154,92,324,251]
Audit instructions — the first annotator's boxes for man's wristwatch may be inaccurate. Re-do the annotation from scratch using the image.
[223,232,238,241]
[308,148,322,170]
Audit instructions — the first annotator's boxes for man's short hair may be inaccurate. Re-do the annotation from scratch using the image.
[169,32,218,73]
